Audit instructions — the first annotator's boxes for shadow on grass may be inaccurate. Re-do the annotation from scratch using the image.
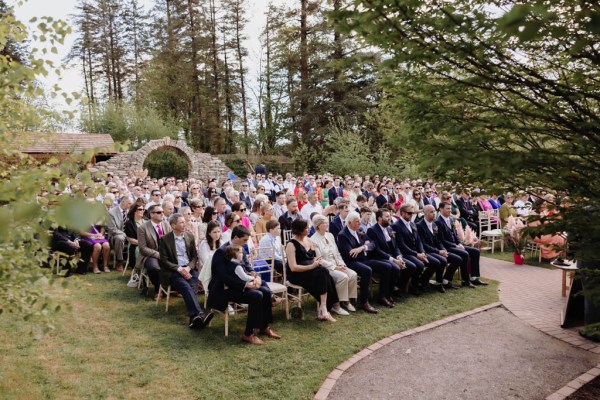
[1,269,499,400]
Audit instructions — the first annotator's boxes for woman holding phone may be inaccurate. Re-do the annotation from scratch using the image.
[285,219,339,322]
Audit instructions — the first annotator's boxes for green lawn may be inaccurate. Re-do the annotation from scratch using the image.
[481,250,554,269]
[0,272,498,400]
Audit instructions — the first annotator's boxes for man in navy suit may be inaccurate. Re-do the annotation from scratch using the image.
[417,205,462,290]
[365,209,407,301]
[392,205,445,293]
[338,211,397,313]
[375,186,394,209]
[436,202,488,287]
[328,177,344,205]
[328,197,350,242]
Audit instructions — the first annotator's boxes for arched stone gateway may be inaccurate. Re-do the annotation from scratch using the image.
[88,137,232,181]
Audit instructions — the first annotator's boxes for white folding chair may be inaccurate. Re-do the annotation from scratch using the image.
[478,211,504,253]
[250,246,289,319]
[156,284,172,312]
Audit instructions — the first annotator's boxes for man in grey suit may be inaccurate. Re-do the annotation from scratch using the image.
[159,213,213,329]
[107,195,133,271]
[137,204,172,296]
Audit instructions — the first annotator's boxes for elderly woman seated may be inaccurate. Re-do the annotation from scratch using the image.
[309,214,358,315]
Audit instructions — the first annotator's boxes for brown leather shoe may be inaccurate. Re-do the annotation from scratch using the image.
[115,264,124,272]
[241,333,265,345]
[271,297,284,307]
[259,326,281,339]
[360,301,379,314]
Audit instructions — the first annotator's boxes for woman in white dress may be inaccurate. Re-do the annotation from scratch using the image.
[309,214,358,315]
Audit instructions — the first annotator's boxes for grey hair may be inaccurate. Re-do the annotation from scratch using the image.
[169,213,184,225]
[345,211,360,224]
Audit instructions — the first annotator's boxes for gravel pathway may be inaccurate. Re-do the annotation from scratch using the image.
[328,307,599,400]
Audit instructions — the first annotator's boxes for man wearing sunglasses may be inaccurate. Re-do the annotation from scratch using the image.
[137,205,172,296]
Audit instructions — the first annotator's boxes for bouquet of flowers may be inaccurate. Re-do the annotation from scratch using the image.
[505,216,526,254]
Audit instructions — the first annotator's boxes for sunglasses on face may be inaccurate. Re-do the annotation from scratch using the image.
[152,211,163,214]
[136,208,144,211]
[239,208,247,212]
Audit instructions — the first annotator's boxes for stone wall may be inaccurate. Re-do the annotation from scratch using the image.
[87,137,232,181]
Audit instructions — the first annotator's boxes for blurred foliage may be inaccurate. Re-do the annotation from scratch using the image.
[81,101,179,150]
[0,2,105,333]
[337,0,600,261]
[142,148,190,179]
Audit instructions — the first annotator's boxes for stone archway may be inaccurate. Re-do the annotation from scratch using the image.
[88,137,231,181]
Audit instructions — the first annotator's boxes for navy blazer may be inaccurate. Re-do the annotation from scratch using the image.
[392,219,424,257]
[328,214,344,243]
[434,215,460,249]
[337,226,373,264]
[366,224,401,260]
[207,242,252,312]
[328,186,344,205]
[375,194,390,209]
[417,220,446,254]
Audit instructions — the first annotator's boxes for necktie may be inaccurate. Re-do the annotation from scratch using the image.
[122,210,127,224]
[156,224,164,238]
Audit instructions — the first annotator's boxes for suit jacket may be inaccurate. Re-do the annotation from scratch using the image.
[328,186,344,205]
[367,223,402,260]
[417,219,446,254]
[158,231,198,286]
[107,205,127,238]
[392,219,425,257]
[239,191,252,209]
[328,214,344,243]
[337,226,374,265]
[136,220,172,269]
[375,194,395,209]
[207,242,251,312]
[51,227,79,249]
[456,196,478,222]
[278,211,301,240]
[434,215,460,249]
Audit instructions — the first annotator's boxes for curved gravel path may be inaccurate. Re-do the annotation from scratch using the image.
[319,257,600,400]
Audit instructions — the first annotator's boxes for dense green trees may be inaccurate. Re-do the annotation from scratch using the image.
[337,0,600,259]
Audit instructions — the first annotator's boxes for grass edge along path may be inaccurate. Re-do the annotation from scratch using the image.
[0,272,498,400]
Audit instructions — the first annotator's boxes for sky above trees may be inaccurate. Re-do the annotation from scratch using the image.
[12,0,282,130]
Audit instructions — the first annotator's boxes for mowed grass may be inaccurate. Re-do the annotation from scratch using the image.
[482,250,554,269]
[0,271,498,400]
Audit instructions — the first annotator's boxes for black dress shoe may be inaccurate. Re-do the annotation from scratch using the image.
[378,298,394,308]
[472,279,489,286]
[443,282,460,289]
[189,313,209,329]
[434,284,446,293]
[386,296,396,305]
[201,312,214,327]
[409,286,422,296]
[360,301,379,314]
[461,281,476,288]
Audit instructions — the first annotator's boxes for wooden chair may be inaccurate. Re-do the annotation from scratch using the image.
[524,240,542,262]
[281,244,313,318]
[478,211,504,253]
[282,229,293,246]
[250,246,289,319]
[156,284,172,312]
[137,266,150,290]
[50,250,76,276]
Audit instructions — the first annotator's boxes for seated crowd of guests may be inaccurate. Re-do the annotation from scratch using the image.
[47,171,565,345]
